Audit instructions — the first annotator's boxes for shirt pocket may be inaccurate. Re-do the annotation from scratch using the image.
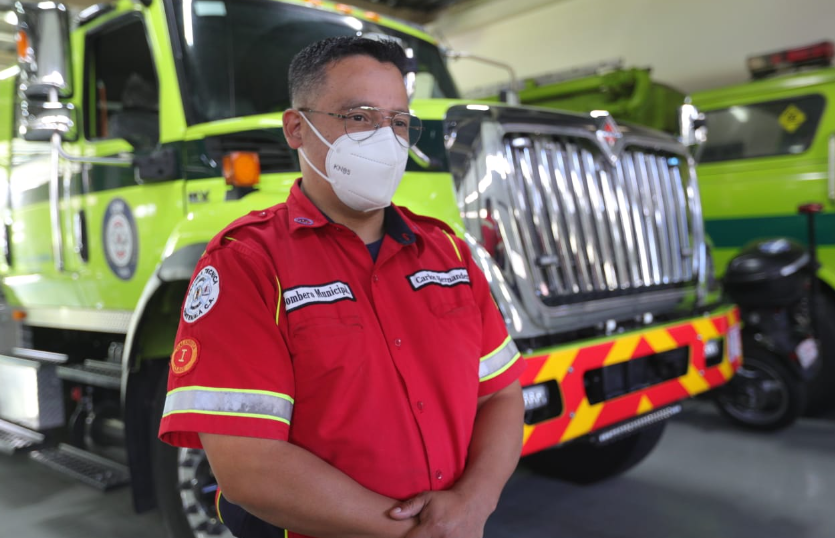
[428,298,482,378]
[289,315,367,387]
[431,300,481,320]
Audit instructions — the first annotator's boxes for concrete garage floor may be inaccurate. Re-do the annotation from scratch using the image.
[2,401,834,538]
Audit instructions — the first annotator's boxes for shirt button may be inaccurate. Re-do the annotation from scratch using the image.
[435,470,443,481]
[394,338,402,347]
[373,274,379,282]
[417,401,424,412]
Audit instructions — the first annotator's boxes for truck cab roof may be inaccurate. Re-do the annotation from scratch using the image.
[694,67,835,110]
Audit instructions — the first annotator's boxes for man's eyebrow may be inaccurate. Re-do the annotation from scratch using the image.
[340,101,370,111]
[340,102,410,114]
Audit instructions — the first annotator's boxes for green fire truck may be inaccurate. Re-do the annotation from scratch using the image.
[468,59,686,135]
[692,41,835,413]
[0,1,739,537]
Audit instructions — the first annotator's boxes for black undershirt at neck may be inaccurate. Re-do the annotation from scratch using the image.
[366,238,384,262]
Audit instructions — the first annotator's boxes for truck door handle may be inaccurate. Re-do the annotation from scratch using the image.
[50,133,65,272]
[829,133,835,203]
[74,210,89,263]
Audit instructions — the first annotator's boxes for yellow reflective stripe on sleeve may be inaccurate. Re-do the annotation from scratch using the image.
[163,387,294,425]
[480,335,512,362]
[481,351,521,382]
[479,336,521,382]
[444,231,463,262]
[216,492,224,524]
[224,236,237,242]
[275,275,283,325]
[163,409,290,425]
[167,385,294,402]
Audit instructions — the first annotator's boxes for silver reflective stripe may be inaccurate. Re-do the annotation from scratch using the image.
[479,337,521,381]
[163,387,294,425]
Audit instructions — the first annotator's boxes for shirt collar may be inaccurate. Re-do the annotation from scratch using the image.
[287,178,425,253]
[384,204,418,246]
[287,179,331,233]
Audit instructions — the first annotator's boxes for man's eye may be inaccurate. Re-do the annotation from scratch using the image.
[349,114,371,123]
[392,119,409,128]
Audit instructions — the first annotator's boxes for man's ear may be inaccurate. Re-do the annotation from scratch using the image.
[283,108,303,150]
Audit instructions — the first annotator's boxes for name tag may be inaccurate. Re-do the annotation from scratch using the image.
[284,281,356,312]
[407,268,470,290]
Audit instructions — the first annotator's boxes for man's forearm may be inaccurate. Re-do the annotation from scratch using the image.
[200,433,415,538]
[453,381,524,514]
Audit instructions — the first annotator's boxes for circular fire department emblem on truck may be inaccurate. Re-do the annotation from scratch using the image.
[103,198,138,280]
[183,265,220,323]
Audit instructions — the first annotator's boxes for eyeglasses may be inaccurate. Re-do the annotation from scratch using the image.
[299,106,423,148]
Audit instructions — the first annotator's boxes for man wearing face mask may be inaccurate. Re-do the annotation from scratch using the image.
[159,37,525,538]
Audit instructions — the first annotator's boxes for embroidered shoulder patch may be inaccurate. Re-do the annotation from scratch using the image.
[171,338,200,376]
[184,266,220,323]
[407,268,470,290]
[283,281,356,313]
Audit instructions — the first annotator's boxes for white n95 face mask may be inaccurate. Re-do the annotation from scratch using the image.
[298,112,409,212]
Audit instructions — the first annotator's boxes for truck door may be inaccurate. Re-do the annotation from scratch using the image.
[71,12,174,315]
[697,93,832,274]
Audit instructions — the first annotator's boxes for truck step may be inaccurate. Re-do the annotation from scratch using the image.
[0,419,45,455]
[29,443,130,491]
[12,347,68,364]
[57,359,121,390]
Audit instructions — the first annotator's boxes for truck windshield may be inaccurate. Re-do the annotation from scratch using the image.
[168,0,459,125]
[700,94,826,163]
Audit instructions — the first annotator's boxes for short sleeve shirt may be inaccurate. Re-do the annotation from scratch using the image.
[159,180,524,533]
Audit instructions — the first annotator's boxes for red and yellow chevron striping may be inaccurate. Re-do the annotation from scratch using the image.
[520,305,741,456]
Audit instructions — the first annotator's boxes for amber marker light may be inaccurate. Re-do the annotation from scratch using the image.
[11,309,26,322]
[364,10,381,22]
[16,30,29,61]
[304,0,323,6]
[335,3,353,14]
[223,152,261,187]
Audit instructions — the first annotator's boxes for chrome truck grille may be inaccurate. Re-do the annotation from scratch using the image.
[504,136,693,302]
[446,106,706,338]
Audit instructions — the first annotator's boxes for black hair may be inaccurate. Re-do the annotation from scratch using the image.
[288,36,409,107]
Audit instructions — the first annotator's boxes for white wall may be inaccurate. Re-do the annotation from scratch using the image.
[429,0,835,95]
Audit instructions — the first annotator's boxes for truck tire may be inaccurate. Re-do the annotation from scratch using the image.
[151,376,232,538]
[805,295,835,415]
[521,421,667,484]
[714,341,806,431]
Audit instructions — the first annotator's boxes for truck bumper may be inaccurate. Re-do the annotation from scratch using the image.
[519,304,741,456]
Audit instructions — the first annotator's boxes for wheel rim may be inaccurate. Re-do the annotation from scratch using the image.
[718,357,790,426]
[177,448,232,538]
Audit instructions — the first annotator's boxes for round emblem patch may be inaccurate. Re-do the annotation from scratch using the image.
[184,265,220,323]
[103,198,138,280]
[171,338,200,376]
[294,217,314,226]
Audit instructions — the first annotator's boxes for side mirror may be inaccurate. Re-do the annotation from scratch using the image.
[678,100,707,148]
[16,2,73,99]
[445,49,521,106]
[19,100,76,142]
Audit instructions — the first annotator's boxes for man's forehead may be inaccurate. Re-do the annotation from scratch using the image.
[317,58,409,112]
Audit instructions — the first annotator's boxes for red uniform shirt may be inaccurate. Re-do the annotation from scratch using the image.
[159,180,524,537]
